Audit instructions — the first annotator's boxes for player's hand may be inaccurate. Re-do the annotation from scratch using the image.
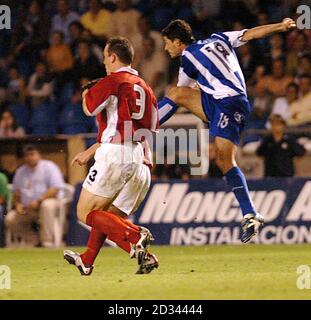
[80,78,103,95]
[71,151,91,166]
[281,18,296,32]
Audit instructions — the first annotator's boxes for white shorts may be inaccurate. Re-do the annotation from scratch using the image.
[82,142,151,215]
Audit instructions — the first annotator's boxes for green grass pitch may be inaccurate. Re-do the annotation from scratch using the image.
[0,244,310,300]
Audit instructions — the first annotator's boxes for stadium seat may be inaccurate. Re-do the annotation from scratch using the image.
[58,102,96,134]
[29,102,58,135]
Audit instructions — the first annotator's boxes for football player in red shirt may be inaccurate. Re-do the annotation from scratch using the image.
[64,37,159,275]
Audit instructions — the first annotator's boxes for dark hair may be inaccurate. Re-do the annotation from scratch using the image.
[22,144,40,155]
[287,82,299,91]
[1,109,18,131]
[52,30,64,41]
[69,21,84,32]
[106,37,134,65]
[299,73,311,81]
[162,19,195,45]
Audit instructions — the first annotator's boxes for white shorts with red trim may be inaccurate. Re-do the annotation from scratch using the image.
[82,142,150,215]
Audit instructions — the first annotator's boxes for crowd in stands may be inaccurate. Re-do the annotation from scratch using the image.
[0,0,310,180]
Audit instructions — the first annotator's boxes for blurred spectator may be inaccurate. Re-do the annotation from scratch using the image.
[72,40,103,81]
[287,75,311,126]
[0,171,10,247]
[0,110,25,138]
[10,0,50,67]
[0,87,10,115]
[256,114,305,177]
[192,0,221,21]
[80,0,112,40]
[68,21,85,56]
[26,61,54,107]
[237,43,257,83]
[265,33,285,65]
[270,82,299,123]
[297,54,311,78]
[5,145,65,247]
[7,66,26,105]
[47,31,73,73]
[286,32,309,76]
[243,105,269,144]
[192,0,220,37]
[80,29,104,62]
[51,0,80,43]
[253,11,270,51]
[298,73,311,97]
[256,58,293,98]
[132,15,164,60]
[137,37,168,98]
[110,0,141,43]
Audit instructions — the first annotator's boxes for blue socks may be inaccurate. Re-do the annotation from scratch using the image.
[225,167,256,216]
[158,97,179,125]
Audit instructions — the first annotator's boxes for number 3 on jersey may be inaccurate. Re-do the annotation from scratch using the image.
[88,169,98,183]
[131,84,146,120]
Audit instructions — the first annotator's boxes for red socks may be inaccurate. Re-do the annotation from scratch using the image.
[81,210,143,266]
[86,210,141,243]
[80,228,106,266]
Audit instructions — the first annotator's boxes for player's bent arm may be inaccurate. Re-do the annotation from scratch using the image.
[82,89,92,116]
[242,18,296,41]
[71,143,101,166]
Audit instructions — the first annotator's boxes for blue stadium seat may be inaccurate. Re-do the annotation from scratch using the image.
[150,7,175,31]
[29,102,58,135]
[58,102,96,134]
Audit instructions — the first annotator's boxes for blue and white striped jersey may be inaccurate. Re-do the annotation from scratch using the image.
[178,29,248,99]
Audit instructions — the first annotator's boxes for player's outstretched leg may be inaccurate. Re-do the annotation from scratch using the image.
[215,137,265,242]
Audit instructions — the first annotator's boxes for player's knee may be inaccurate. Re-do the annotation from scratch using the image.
[167,87,182,105]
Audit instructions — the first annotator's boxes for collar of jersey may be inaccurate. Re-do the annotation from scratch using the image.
[114,67,138,75]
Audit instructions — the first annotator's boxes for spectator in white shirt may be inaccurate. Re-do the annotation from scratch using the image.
[270,82,299,124]
[5,145,65,247]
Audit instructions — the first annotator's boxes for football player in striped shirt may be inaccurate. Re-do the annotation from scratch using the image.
[158,18,296,243]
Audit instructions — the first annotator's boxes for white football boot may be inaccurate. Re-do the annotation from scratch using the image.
[63,250,94,276]
[241,213,265,243]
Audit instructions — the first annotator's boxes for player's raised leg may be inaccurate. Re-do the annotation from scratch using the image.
[160,87,264,242]
[158,86,207,124]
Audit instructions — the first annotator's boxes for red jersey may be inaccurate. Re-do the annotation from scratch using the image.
[85,67,159,143]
